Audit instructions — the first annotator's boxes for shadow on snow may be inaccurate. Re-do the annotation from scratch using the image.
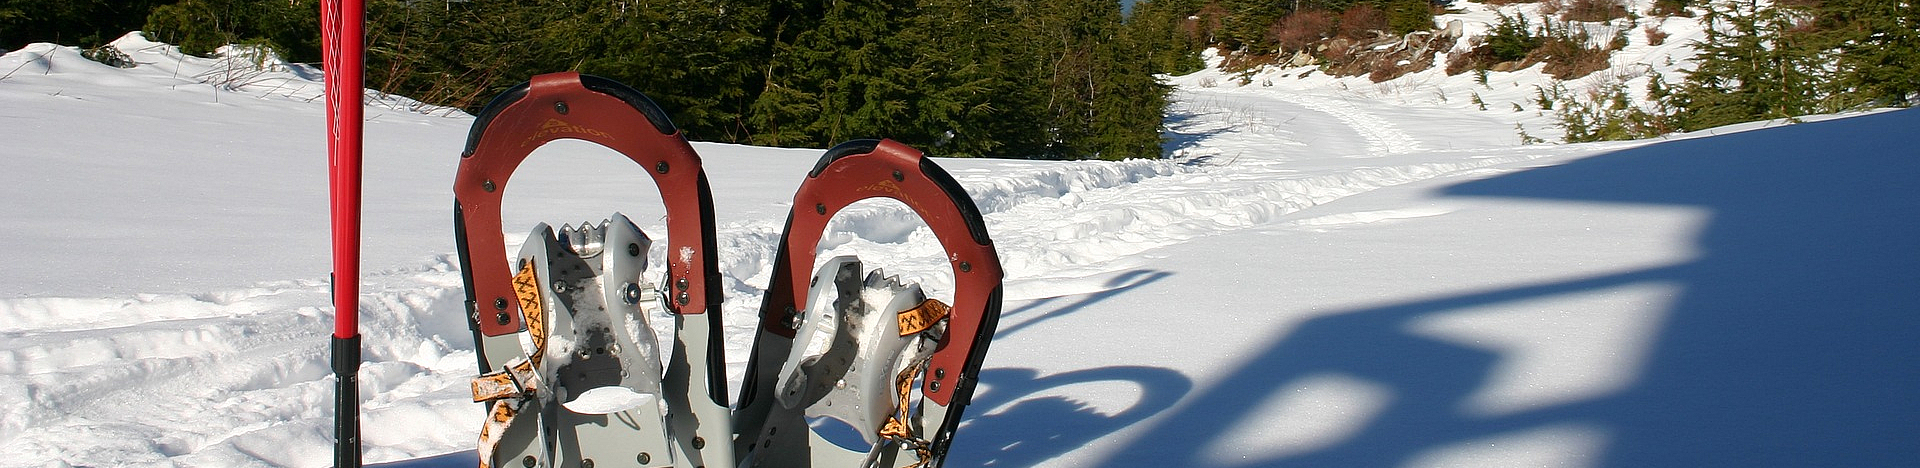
[1100,108,1920,466]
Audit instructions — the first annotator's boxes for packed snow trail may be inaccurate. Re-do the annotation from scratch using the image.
[0,35,1593,466]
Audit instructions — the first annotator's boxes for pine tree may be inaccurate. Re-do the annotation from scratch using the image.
[1812,0,1920,106]
[142,0,318,60]
[1026,0,1169,160]
[1124,0,1209,75]
[3,0,171,50]
[749,0,915,148]
[1670,0,1834,130]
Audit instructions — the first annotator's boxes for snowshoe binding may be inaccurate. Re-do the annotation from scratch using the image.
[454,72,732,468]
[733,139,1005,468]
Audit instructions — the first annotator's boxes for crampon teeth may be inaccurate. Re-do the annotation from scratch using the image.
[560,219,611,258]
[861,269,911,291]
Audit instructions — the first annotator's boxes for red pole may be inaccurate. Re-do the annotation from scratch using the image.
[321,0,365,467]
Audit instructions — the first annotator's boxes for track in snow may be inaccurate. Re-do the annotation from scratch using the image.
[1,40,1605,466]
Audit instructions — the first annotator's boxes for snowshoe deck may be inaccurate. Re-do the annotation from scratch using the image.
[456,74,1003,468]
[734,139,1005,468]
[454,72,731,468]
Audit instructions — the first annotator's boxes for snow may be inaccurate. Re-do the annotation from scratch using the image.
[559,387,657,416]
[4,17,1919,468]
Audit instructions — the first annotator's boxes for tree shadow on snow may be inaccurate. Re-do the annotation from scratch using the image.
[1100,108,1920,467]
[997,270,1172,338]
[948,366,1193,468]
[1162,106,1233,160]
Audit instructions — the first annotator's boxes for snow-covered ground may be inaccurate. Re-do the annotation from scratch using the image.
[3,16,1917,468]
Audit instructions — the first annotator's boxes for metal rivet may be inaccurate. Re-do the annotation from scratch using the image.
[554,101,569,115]
[676,277,689,291]
[637,453,650,464]
[552,281,567,294]
[483,180,497,193]
[494,298,510,310]
[522,455,536,468]
[959,261,972,273]
[692,437,705,449]
[892,170,904,181]
[581,459,593,468]
[621,283,641,305]
[495,312,511,325]
[930,380,942,392]
[677,292,690,306]
[627,243,641,257]
[935,368,946,379]
[814,203,826,215]
[655,161,670,174]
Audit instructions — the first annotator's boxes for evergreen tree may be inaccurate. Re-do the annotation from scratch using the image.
[1125,0,1209,75]
[749,0,915,147]
[142,0,318,60]
[1812,0,1920,106]
[555,0,769,141]
[1670,0,1834,130]
[1097,19,1175,159]
[2,0,170,50]
[1028,0,1169,159]
[893,0,1044,157]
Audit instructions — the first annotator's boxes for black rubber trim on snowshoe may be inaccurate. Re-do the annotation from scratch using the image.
[805,139,990,246]
[809,138,882,178]
[695,172,729,406]
[452,201,494,373]
[460,82,528,159]
[918,156,992,246]
[577,74,678,136]
[460,74,677,159]
[927,284,1003,462]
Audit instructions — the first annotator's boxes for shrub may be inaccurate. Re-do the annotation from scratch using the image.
[82,44,136,68]
[1545,0,1631,22]
[1648,0,1695,17]
[1534,23,1613,79]
[1386,0,1438,34]
[1485,13,1541,62]
[1269,10,1337,53]
[1557,83,1675,142]
[1337,5,1389,41]
[1443,13,1541,75]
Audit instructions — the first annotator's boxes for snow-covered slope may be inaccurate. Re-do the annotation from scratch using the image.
[3,29,1916,467]
[1192,0,1711,143]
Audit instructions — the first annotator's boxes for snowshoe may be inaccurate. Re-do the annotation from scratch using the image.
[733,139,1005,468]
[454,72,733,468]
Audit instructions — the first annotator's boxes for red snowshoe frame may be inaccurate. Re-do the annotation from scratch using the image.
[452,72,734,466]
[735,139,1005,466]
[455,71,723,335]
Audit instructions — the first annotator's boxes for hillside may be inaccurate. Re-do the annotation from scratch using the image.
[2,23,1917,468]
